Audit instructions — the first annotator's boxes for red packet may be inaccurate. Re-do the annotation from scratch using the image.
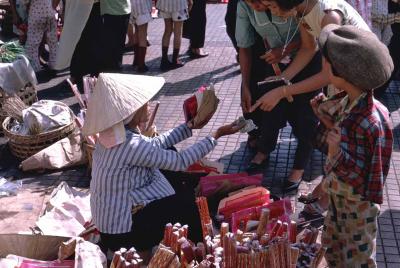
[183,86,206,122]
[20,260,75,268]
[218,187,270,222]
[199,173,262,197]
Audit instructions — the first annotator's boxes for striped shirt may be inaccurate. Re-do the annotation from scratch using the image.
[156,0,188,12]
[90,124,217,234]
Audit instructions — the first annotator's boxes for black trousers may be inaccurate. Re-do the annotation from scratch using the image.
[99,171,203,252]
[248,53,322,170]
[183,0,207,48]
[225,0,239,52]
[70,3,102,83]
[101,13,130,71]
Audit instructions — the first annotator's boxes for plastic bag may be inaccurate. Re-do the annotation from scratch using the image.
[0,177,22,197]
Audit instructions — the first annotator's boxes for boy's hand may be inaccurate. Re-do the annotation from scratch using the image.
[310,93,334,129]
[327,127,341,157]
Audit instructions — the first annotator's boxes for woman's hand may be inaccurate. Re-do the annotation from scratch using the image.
[241,86,252,113]
[212,123,244,140]
[250,87,284,112]
[260,47,284,64]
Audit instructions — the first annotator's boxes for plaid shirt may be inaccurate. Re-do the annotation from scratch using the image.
[321,92,393,204]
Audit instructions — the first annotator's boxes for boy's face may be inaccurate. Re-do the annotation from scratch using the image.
[323,56,346,88]
[245,0,267,12]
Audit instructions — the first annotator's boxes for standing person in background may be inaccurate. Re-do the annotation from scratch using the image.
[345,0,372,26]
[157,0,193,70]
[130,0,153,72]
[371,0,392,45]
[225,0,240,62]
[388,0,400,81]
[24,0,58,74]
[100,0,131,71]
[183,0,209,58]
[369,0,394,97]
[236,0,321,184]
[56,0,102,91]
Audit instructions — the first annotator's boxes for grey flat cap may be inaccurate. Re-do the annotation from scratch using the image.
[319,24,394,91]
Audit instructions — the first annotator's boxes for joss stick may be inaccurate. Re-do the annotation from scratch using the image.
[256,208,270,239]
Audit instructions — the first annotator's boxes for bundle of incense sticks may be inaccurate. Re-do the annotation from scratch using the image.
[162,222,189,252]
[110,247,143,268]
[148,223,223,268]
[293,228,326,268]
[196,197,213,238]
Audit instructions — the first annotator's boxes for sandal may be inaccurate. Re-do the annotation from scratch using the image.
[298,192,320,204]
[297,202,326,230]
[283,178,302,193]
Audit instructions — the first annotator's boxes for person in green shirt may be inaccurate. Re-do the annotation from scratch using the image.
[236,0,321,193]
[101,0,131,71]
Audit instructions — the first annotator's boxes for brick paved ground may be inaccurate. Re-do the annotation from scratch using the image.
[1,4,400,267]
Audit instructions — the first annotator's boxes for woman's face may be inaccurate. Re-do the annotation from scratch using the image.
[261,0,296,18]
[140,103,150,123]
[245,0,267,12]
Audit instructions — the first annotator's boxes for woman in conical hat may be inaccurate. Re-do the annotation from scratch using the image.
[83,73,243,259]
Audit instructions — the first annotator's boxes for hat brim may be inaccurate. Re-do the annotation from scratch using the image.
[318,23,341,50]
[82,73,165,136]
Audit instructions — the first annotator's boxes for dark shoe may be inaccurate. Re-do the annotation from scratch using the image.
[189,49,209,59]
[170,60,185,69]
[160,59,174,71]
[137,65,149,73]
[297,209,325,231]
[298,193,319,204]
[283,178,302,193]
[245,159,268,175]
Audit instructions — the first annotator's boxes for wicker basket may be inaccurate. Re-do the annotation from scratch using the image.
[0,85,38,135]
[2,117,76,160]
[83,142,95,170]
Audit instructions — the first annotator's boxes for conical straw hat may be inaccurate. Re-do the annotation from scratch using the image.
[82,73,165,135]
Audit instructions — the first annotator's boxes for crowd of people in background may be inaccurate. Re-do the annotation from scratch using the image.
[5,0,209,88]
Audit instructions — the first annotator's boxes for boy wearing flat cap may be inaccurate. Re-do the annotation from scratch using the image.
[312,24,394,267]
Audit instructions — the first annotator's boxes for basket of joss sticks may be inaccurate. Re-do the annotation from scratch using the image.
[110,197,326,268]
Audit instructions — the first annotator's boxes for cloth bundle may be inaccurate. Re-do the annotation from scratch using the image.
[11,100,74,135]
[183,85,219,129]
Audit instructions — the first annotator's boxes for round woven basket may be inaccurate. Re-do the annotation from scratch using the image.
[83,142,95,170]
[0,85,38,135]
[2,117,76,160]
